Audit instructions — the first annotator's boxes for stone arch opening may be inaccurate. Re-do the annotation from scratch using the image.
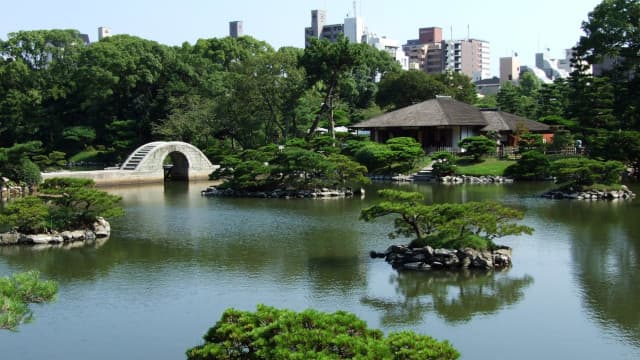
[163,151,190,181]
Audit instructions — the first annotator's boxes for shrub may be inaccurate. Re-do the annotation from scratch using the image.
[0,197,50,234]
[504,151,551,180]
[386,137,425,171]
[186,305,459,359]
[361,190,533,250]
[458,136,496,162]
[430,151,456,177]
[0,271,57,331]
[354,142,394,173]
[550,158,625,187]
[12,158,42,186]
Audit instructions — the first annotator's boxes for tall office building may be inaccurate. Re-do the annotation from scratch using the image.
[98,26,112,41]
[229,21,243,38]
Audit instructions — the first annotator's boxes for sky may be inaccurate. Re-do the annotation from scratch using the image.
[1,0,604,76]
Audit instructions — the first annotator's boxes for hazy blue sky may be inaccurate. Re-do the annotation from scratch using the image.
[1,0,603,75]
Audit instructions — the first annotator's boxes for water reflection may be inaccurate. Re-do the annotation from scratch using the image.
[362,269,533,326]
[538,199,640,346]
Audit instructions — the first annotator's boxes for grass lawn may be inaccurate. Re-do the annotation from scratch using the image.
[69,149,101,163]
[455,158,515,176]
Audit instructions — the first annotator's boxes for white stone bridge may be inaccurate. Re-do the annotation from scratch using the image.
[42,141,219,186]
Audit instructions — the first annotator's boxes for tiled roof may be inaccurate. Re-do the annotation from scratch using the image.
[351,98,550,132]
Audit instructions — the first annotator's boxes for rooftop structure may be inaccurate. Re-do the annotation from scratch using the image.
[98,26,111,41]
[229,21,243,38]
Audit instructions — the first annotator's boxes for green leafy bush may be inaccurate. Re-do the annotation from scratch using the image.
[0,178,124,233]
[458,136,496,162]
[504,151,551,180]
[361,190,533,250]
[186,305,459,359]
[354,142,394,173]
[430,151,456,177]
[550,158,625,187]
[386,137,425,171]
[0,197,49,233]
[0,271,57,331]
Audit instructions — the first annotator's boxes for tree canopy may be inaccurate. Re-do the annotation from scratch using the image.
[186,304,459,359]
[1,271,57,331]
[361,190,533,250]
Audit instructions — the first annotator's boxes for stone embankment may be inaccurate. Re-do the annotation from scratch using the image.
[439,175,514,184]
[201,186,363,199]
[370,244,513,271]
[542,185,636,200]
[0,217,110,247]
[369,174,514,184]
[1,177,32,200]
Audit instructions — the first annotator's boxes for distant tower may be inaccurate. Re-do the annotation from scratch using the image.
[98,26,112,40]
[229,21,243,38]
[500,55,520,85]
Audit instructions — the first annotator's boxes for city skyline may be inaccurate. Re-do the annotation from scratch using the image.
[1,0,603,76]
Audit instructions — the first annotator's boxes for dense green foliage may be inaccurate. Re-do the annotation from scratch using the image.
[353,137,425,174]
[454,158,515,177]
[0,178,124,232]
[361,190,533,250]
[212,139,369,191]
[186,304,459,359]
[375,70,476,110]
[550,158,625,188]
[504,151,552,180]
[0,271,57,331]
[0,142,47,185]
[0,31,400,163]
[430,151,457,177]
[458,136,496,162]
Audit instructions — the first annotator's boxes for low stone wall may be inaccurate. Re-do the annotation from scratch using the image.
[201,187,363,199]
[0,217,110,247]
[370,244,513,271]
[542,185,636,200]
[440,175,514,184]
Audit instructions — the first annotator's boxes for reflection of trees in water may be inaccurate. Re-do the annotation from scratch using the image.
[0,224,367,294]
[535,200,640,346]
[361,270,533,326]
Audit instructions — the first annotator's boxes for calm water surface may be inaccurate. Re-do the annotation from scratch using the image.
[1,181,639,359]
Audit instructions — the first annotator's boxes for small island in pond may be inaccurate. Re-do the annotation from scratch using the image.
[363,190,533,271]
[0,178,123,247]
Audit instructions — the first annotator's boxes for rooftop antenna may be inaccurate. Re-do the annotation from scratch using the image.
[353,0,357,17]
[467,24,470,40]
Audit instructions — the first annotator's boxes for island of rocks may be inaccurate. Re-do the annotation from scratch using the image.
[0,217,111,247]
[201,186,363,199]
[370,244,513,271]
[541,185,636,200]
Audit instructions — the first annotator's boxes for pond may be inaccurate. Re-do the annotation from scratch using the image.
[1,181,639,359]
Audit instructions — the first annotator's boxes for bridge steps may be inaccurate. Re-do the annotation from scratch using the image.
[121,143,161,170]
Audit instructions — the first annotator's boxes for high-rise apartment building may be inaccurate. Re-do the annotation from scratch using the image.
[443,38,490,81]
[403,27,490,80]
[403,27,444,72]
[229,21,243,38]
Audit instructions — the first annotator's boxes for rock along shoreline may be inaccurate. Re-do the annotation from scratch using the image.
[541,185,636,200]
[0,217,111,247]
[370,244,513,271]
[201,186,363,199]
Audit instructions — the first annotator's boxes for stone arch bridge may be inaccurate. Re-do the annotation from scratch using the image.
[42,141,219,186]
